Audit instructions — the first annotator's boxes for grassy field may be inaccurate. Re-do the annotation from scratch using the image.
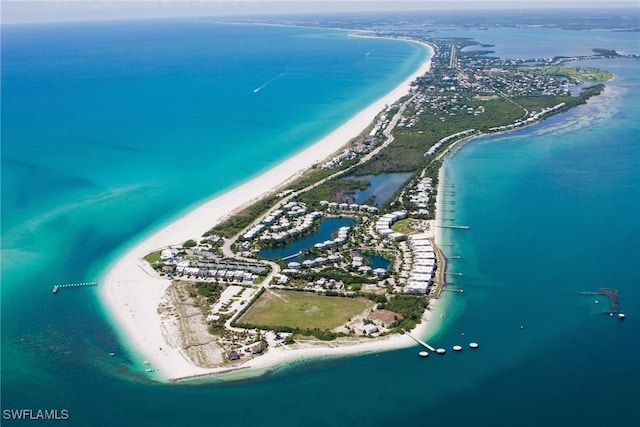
[239,289,373,330]
[391,218,422,235]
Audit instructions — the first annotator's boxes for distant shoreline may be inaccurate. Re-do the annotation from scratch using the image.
[99,35,434,382]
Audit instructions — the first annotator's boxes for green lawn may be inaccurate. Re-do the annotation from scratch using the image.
[239,290,372,330]
[391,218,421,235]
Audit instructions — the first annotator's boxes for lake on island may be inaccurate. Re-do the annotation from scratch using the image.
[344,172,412,206]
[257,217,356,261]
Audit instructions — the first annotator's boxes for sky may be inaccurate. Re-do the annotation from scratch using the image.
[1,0,637,24]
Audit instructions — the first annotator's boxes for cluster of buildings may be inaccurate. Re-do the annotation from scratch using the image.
[403,234,437,294]
[319,200,379,213]
[407,176,434,214]
[351,254,387,277]
[425,129,476,156]
[375,211,408,241]
[286,254,342,270]
[172,260,257,283]
[242,201,323,243]
[159,250,266,284]
[322,149,355,169]
[313,226,351,250]
[369,112,391,137]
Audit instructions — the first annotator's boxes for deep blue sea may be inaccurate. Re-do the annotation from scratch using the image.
[2,17,639,426]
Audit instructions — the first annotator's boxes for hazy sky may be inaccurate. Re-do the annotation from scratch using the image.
[2,1,636,24]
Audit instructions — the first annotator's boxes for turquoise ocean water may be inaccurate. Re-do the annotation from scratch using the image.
[2,17,639,426]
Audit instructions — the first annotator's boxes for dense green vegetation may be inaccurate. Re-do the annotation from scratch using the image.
[519,66,613,81]
[379,295,429,331]
[183,239,197,248]
[193,281,224,303]
[144,250,162,264]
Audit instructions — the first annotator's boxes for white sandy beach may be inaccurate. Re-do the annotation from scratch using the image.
[100,39,434,382]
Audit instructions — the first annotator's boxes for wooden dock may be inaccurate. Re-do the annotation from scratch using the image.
[52,281,98,293]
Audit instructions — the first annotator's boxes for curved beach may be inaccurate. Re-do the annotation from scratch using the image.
[100,39,434,382]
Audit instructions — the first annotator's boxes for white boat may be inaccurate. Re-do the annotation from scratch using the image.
[436,348,446,354]
[453,345,462,352]
[469,342,479,349]
[419,351,429,358]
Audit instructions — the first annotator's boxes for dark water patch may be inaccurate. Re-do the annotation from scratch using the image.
[362,253,391,270]
[257,217,356,260]
[344,172,412,206]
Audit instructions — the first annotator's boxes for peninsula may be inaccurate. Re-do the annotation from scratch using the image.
[101,29,618,382]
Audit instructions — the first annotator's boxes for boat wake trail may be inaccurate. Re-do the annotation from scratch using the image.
[253,72,286,93]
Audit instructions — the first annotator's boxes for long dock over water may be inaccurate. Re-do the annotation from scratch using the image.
[406,333,436,352]
[52,282,98,293]
[438,225,470,230]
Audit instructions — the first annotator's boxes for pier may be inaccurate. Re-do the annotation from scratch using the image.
[406,333,436,352]
[438,225,470,230]
[52,282,98,293]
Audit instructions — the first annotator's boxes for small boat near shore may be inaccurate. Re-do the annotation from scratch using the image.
[419,351,429,358]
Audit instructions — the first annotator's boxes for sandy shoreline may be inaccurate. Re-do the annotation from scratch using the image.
[100,38,434,382]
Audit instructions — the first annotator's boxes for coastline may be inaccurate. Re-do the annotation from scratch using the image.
[100,38,434,382]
